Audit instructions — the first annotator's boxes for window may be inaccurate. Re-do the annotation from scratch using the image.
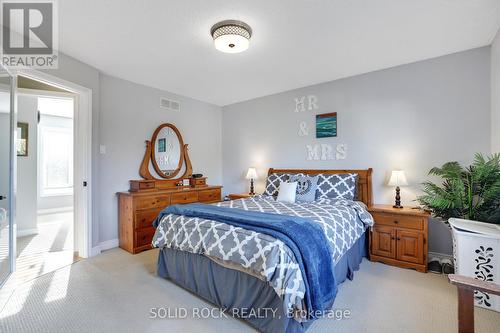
[38,97,74,197]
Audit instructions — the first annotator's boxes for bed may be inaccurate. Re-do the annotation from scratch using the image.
[152,168,374,333]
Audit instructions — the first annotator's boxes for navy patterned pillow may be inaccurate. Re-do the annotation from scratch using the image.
[289,175,319,202]
[315,173,358,200]
[263,173,290,196]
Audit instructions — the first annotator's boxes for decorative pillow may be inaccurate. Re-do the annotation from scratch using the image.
[277,181,297,203]
[263,173,290,196]
[315,173,358,200]
[289,174,319,202]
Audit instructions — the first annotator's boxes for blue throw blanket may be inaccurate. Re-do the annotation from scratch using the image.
[153,203,337,315]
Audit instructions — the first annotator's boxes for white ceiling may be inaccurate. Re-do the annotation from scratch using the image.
[59,0,500,106]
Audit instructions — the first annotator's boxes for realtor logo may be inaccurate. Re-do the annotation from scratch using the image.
[0,0,58,68]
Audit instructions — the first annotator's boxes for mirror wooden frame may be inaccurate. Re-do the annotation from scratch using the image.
[151,123,184,179]
[139,123,192,181]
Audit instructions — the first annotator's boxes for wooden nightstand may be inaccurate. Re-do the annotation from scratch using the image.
[368,204,430,273]
[227,193,254,200]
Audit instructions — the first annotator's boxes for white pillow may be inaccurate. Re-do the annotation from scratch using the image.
[277,181,297,203]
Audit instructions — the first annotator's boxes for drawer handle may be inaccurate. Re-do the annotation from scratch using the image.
[397,237,401,241]
[391,237,395,240]
[394,220,399,224]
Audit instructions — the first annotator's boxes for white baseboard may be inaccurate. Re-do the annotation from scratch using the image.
[38,207,74,215]
[428,251,453,262]
[100,239,119,252]
[17,228,38,237]
[90,238,119,256]
[90,246,101,257]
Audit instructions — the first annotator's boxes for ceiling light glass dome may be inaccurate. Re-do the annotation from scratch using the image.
[211,20,252,53]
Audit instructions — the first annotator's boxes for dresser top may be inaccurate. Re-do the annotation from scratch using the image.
[368,204,430,217]
[117,185,222,196]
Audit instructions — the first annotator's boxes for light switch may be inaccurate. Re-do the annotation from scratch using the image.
[99,145,106,154]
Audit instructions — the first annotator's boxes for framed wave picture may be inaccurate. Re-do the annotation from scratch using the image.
[316,112,337,138]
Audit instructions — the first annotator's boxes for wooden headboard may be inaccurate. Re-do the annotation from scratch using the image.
[268,168,373,207]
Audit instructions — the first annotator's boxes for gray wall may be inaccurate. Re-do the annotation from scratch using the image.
[98,74,222,243]
[492,29,500,153]
[16,95,38,234]
[221,47,492,255]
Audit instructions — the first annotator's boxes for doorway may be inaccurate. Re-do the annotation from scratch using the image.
[16,91,77,283]
[0,68,92,297]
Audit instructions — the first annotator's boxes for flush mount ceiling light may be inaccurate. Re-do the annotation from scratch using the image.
[211,20,252,53]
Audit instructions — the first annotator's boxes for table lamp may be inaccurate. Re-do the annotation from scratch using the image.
[388,170,408,208]
[246,167,258,195]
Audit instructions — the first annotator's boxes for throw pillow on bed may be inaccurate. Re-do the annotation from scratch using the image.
[276,181,297,203]
[263,173,290,196]
[316,173,358,201]
[289,174,319,202]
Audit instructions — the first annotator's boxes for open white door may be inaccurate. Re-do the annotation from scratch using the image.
[0,66,15,288]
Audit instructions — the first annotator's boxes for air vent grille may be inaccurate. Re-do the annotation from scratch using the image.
[160,97,180,112]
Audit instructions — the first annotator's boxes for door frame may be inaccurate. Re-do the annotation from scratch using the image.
[13,68,93,258]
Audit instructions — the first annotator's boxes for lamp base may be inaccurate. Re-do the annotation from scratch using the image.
[249,179,255,195]
[393,186,403,209]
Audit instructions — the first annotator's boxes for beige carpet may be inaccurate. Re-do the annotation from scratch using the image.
[1,248,499,333]
[15,212,77,286]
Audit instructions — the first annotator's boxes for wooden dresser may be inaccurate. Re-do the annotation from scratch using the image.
[118,185,222,254]
[368,204,430,273]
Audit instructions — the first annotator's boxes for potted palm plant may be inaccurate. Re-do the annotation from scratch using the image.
[418,153,500,311]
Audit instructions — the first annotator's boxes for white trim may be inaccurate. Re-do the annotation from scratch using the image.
[90,239,119,256]
[16,228,38,237]
[12,68,94,258]
[90,246,102,257]
[37,206,73,215]
[17,88,75,99]
[9,75,18,278]
[99,239,119,252]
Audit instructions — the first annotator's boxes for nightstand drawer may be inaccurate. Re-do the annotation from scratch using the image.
[373,213,424,230]
[228,193,253,200]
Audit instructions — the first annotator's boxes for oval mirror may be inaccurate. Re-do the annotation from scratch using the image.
[151,123,184,178]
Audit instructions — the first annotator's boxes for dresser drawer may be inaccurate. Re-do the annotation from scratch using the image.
[373,213,424,230]
[171,191,198,204]
[135,227,156,247]
[198,189,221,203]
[190,177,207,187]
[135,209,161,229]
[135,195,170,210]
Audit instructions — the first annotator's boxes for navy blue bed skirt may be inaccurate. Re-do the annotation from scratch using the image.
[157,231,367,333]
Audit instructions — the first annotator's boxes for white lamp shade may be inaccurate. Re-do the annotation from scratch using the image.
[388,170,408,186]
[246,167,258,180]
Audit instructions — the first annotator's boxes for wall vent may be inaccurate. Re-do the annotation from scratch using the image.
[160,97,180,112]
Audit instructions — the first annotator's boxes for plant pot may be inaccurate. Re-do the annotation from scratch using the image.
[449,218,500,312]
